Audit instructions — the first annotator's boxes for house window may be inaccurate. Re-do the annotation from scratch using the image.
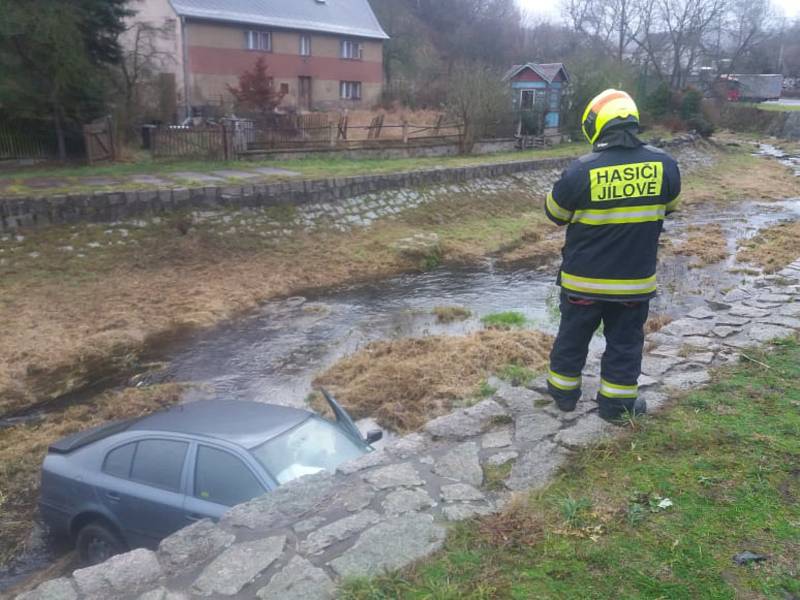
[341,39,363,60]
[280,83,289,94]
[300,34,311,56]
[340,81,362,100]
[245,30,271,51]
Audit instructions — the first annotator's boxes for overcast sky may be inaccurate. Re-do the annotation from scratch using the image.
[516,0,800,22]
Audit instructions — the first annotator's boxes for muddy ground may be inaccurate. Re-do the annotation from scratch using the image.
[2,139,800,587]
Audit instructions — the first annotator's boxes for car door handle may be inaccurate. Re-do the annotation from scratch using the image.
[185,513,203,522]
[105,491,121,502]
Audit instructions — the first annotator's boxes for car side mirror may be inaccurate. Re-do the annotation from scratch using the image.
[365,429,383,445]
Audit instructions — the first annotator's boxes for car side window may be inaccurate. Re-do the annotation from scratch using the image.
[194,445,265,507]
[130,439,188,493]
[103,442,136,479]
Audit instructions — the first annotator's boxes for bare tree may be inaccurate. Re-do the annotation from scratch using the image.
[113,20,175,138]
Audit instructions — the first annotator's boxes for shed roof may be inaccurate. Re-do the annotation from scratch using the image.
[169,0,389,40]
[503,63,570,84]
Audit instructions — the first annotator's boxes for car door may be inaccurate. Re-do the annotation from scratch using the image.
[183,443,271,523]
[99,437,190,548]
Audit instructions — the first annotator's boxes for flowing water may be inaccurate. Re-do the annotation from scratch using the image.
[2,147,799,592]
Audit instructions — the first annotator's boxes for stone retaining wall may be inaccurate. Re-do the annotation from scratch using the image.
[18,258,800,600]
[0,157,570,234]
[0,134,712,234]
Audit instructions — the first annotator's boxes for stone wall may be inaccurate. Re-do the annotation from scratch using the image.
[17,259,800,600]
[0,156,566,234]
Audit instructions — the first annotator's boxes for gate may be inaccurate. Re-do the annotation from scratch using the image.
[83,116,116,164]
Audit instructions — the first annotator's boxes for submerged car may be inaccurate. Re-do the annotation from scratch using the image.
[39,392,381,565]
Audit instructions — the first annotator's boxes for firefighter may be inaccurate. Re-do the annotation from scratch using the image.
[544,89,681,422]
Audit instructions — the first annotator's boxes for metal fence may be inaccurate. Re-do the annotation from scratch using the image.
[0,123,56,160]
[150,126,228,160]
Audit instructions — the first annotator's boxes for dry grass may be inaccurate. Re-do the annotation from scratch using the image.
[668,224,729,267]
[0,185,551,418]
[737,221,800,273]
[312,330,553,432]
[432,306,472,323]
[0,384,183,567]
[680,149,800,206]
[645,313,674,334]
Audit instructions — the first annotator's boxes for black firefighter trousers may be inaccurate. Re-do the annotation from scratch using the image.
[547,292,650,417]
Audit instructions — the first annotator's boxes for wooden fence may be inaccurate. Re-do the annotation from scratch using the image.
[0,124,54,160]
[83,116,116,165]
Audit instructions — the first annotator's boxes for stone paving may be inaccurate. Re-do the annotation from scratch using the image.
[16,257,800,600]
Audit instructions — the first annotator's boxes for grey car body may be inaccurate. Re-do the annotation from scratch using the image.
[39,395,378,562]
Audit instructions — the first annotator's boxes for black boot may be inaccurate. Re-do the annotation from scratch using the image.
[598,396,647,423]
[547,381,580,412]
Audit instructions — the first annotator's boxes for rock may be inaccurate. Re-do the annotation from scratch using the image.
[192,536,286,596]
[686,352,715,365]
[484,450,519,466]
[686,307,716,320]
[482,428,513,449]
[662,368,711,390]
[299,510,381,555]
[337,449,390,475]
[778,303,800,318]
[158,519,235,573]
[715,314,750,326]
[713,326,740,338]
[293,516,327,534]
[16,579,78,600]
[640,390,669,412]
[506,442,567,491]
[638,374,659,388]
[363,462,424,490]
[493,385,540,415]
[433,442,483,486]
[136,589,189,600]
[728,305,769,319]
[757,315,800,329]
[424,400,507,440]
[640,355,682,376]
[743,323,796,343]
[73,548,163,597]
[384,433,430,459]
[442,503,495,521]
[224,472,337,530]
[382,488,436,515]
[554,414,613,448]
[722,288,751,303]
[647,332,682,347]
[256,556,336,600]
[440,483,485,503]
[328,513,446,578]
[682,336,721,351]
[756,293,791,303]
[335,481,376,512]
[513,413,562,445]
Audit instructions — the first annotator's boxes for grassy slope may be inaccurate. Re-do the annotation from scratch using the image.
[0,143,585,197]
[342,338,800,600]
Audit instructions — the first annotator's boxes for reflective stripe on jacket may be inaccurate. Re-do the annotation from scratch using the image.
[545,143,681,301]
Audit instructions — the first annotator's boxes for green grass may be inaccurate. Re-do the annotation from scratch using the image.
[481,311,528,329]
[497,363,539,386]
[0,142,585,196]
[341,337,800,600]
[754,102,800,112]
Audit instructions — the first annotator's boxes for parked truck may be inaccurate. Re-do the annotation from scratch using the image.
[716,74,783,102]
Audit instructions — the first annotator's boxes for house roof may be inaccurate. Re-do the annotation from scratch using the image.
[503,63,570,83]
[169,0,389,40]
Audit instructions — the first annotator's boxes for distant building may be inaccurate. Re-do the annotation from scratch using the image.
[122,0,388,120]
[503,63,569,136]
[715,74,783,102]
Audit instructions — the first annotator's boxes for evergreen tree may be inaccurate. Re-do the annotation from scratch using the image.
[0,0,131,159]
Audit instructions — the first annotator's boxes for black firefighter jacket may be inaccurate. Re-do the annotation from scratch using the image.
[545,133,681,301]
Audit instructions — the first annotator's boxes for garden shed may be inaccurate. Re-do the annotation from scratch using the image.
[503,63,569,138]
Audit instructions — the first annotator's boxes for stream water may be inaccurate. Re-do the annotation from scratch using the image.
[2,146,799,593]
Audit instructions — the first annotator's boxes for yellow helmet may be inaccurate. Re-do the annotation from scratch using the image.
[581,89,640,144]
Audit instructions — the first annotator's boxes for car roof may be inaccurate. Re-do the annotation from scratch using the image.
[129,399,312,449]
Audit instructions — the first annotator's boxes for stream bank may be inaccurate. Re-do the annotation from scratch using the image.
[3,138,800,593]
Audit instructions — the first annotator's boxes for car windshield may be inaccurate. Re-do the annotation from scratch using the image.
[251,417,366,485]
